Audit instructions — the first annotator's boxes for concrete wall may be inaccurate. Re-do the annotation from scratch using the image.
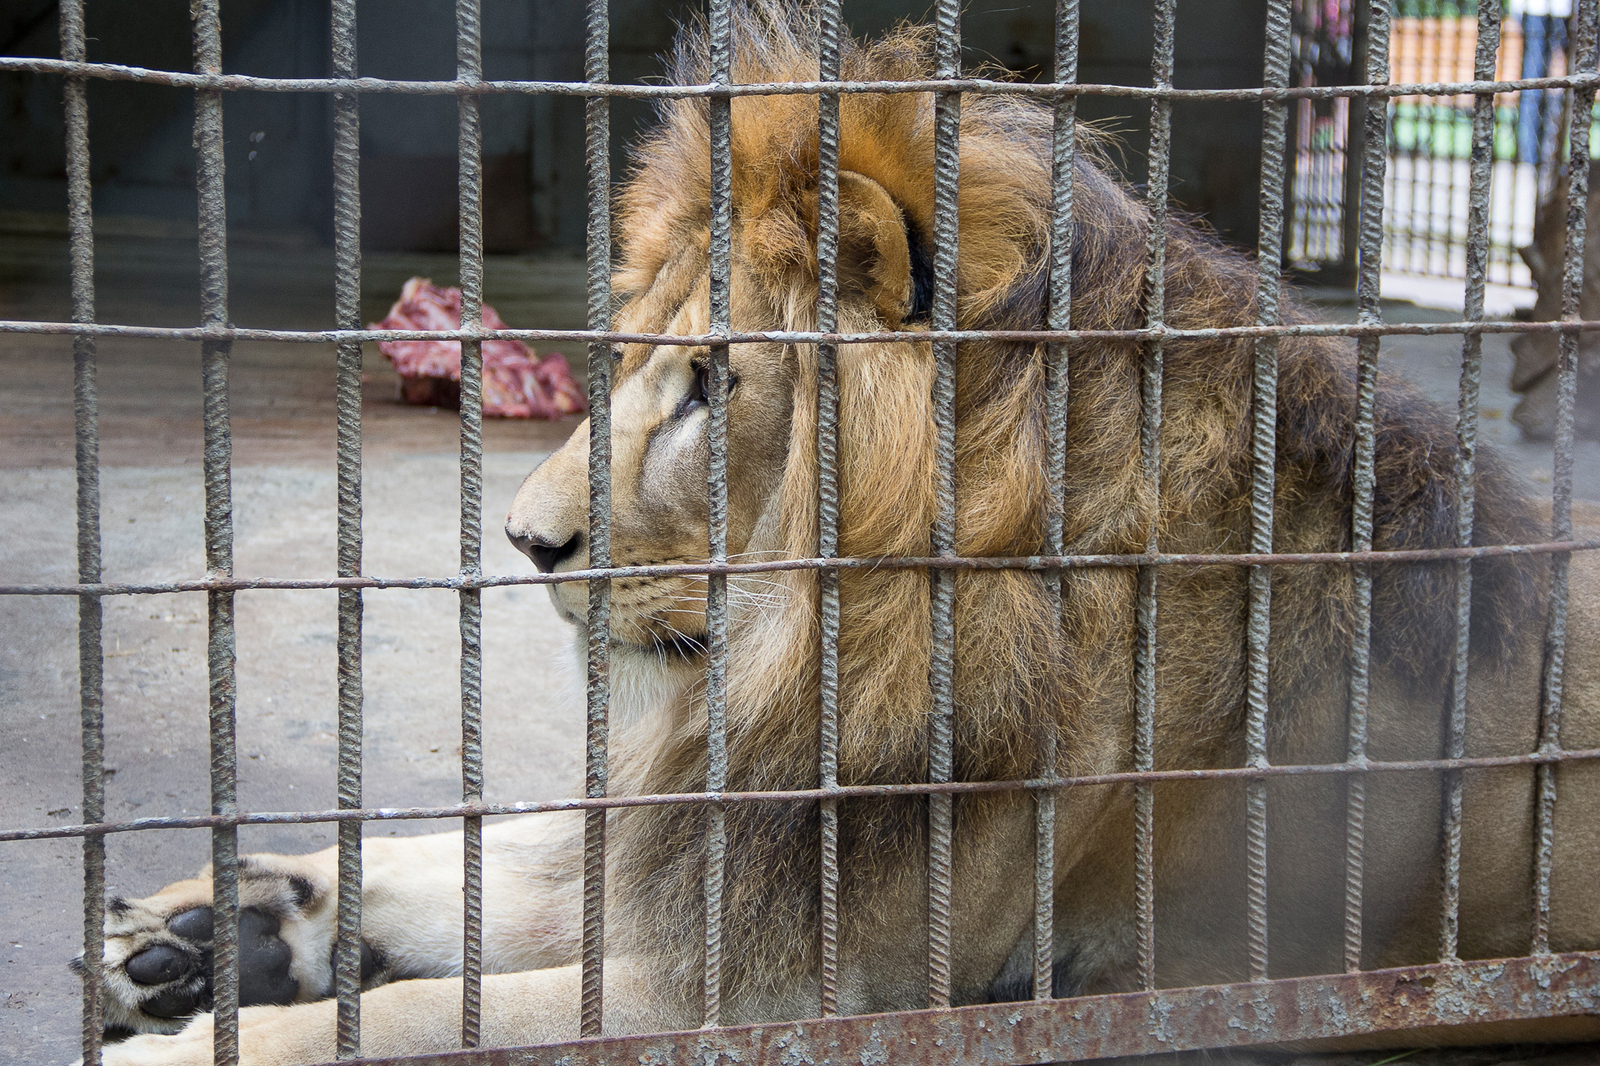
[2,0,1275,252]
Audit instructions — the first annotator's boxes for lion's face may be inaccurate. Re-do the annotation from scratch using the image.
[505,244,796,656]
[507,169,927,659]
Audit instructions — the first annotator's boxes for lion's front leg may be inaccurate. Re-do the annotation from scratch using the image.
[98,960,688,1066]
[83,815,583,1038]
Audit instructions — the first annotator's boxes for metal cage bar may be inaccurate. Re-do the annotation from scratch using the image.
[814,0,844,1022]
[11,316,1600,348]
[1439,0,1500,967]
[1341,0,1393,978]
[191,3,242,1063]
[581,0,614,1041]
[926,0,962,1013]
[455,0,487,1047]
[331,0,366,1055]
[1535,0,1597,959]
[61,2,103,1064]
[703,0,734,1029]
[1037,0,1081,1006]
[1133,0,1177,995]
[1246,0,1292,986]
[6,55,1595,102]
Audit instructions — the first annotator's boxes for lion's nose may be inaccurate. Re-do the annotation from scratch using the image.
[508,526,583,574]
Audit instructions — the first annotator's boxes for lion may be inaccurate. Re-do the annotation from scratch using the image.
[85,7,1600,1063]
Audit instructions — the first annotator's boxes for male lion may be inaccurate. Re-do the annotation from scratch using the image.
[88,7,1600,1064]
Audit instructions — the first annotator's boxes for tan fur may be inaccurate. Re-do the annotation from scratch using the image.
[91,8,1599,1063]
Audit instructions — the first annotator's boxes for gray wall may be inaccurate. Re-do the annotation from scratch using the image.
[1,0,1273,252]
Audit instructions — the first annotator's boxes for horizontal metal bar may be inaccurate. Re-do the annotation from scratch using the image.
[4,538,1595,598]
[1,55,1594,103]
[282,952,1600,1066]
[6,318,1600,348]
[9,747,1599,844]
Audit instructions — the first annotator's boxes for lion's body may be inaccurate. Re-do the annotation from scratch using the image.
[92,8,1600,1063]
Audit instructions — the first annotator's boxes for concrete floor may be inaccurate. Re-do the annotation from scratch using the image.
[2,228,1597,1065]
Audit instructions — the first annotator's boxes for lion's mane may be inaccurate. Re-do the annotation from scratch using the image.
[602,3,1544,1003]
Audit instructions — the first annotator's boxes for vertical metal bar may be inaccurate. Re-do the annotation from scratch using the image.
[1534,0,1595,958]
[927,0,962,1012]
[455,0,485,1045]
[330,0,364,1053]
[1441,0,1500,966]
[192,3,238,1062]
[1245,0,1293,987]
[1343,0,1392,976]
[61,3,102,1061]
[703,0,732,1029]
[815,0,844,1020]
[1133,0,1177,995]
[1036,0,1080,1005]
[581,0,613,1040]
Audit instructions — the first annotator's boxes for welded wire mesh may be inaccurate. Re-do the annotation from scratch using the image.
[6,1,1600,1065]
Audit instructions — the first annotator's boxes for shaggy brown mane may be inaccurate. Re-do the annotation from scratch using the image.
[605,3,1544,1002]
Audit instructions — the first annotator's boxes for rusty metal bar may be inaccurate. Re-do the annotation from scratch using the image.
[455,0,486,1046]
[1036,0,1081,1004]
[702,0,733,1029]
[1245,0,1292,987]
[327,0,368,1058]
[1341,0,1391,978]
[5,55,1596,102]
[1535,0,1596,958]
[312,952,1600,1066]
[927,0,962,1012]
[1440,0,1501,967]
[13,315,1600,347]
[814,0,844,1021]
[191,2,240,1062]
[6,537,1599,601]
[331,0,365,1054]
[9,745,1600,847]
[581,0,613,1040]
[60,2,103,1062]
[1133,0,1177,994]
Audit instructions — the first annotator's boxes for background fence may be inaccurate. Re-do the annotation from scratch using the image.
[1290,0,1585,294]
[2,0,1600,1064]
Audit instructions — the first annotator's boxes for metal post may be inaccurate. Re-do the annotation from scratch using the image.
[1534,0,1596,957]
[60,1,103,1061]
[1134,0,1178,994]
[1440,0,1500,966]
[1037,0,1082,1004]
[703,0,733,1028]
[330,0,365,1054]
[927,0,963,1011]
[455,0,486,1045]
[815,0,844,1020]
[581,0,614,1040]
[1343,0,1393,976]
[1246,0,1293,985]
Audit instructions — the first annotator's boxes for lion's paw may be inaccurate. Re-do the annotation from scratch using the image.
[77,857,347,1037]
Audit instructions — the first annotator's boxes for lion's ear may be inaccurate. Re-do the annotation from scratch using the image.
[835,171,914,328]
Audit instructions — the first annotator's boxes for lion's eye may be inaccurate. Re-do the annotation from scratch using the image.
[690,364,710,407]
[678,363,737,419]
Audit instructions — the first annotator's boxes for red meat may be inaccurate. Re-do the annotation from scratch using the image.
[371,277,586,419]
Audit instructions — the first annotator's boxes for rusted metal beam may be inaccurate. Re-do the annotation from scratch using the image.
[311,952,1600,1066]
